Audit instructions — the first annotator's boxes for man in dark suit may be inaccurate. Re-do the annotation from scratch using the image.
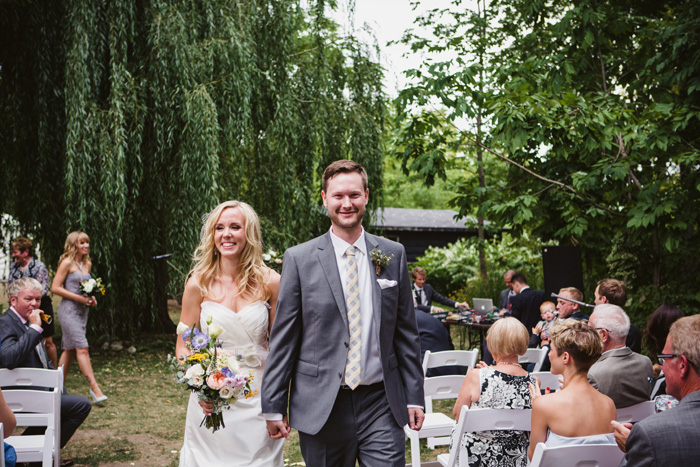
[588,304,653,408]
[415,310,461,377]
[618,315,700,466]
[498,269,515,314]
[262,160,424,466]
[0,277,91,462]
[509,273,545,336]
[411,266,468,313]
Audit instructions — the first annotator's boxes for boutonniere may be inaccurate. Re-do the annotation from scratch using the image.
[370,249,394,276]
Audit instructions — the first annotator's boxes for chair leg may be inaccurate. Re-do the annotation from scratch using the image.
[409,430,421,467]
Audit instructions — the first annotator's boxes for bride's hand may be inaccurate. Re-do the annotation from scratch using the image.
[199,399,214,416]
[266,417,290,440]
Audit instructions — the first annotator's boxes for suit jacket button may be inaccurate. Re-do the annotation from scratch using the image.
[338,372,342,379]
[344,342,349,348]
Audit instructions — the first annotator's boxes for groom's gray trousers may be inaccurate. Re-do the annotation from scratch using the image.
[298,382,405,467]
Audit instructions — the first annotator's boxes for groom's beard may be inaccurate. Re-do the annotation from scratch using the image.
[329,208,364,230]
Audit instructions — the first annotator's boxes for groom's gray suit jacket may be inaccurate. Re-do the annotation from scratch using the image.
[261,231,424,435]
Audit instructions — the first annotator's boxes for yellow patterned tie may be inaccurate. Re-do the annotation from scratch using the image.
[344,246,362,389]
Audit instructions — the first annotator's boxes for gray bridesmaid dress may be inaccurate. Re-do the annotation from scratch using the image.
[57,271,90,349]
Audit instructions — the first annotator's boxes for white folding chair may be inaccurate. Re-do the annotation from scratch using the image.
[422,349,479,377]
[616,400,656,424]
[4,389,59,467]
[1,422,5,467]
[529,442,624,467]
[405,375,465,467]
[437,406,532,467]
[531,372,562,392]
[519,348,548,372]
[0,366,62,467]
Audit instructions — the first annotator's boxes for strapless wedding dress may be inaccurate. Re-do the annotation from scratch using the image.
[179,301,284,466]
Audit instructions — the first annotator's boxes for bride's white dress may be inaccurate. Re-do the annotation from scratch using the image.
[179,301,284,466]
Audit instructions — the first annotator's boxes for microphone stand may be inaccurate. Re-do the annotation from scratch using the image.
[550,292,595,309]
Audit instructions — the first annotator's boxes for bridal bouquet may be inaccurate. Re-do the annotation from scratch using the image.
[169,320,254,433]
[79,276,106,296]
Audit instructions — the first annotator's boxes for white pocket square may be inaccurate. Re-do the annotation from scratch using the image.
[376,279,397,289]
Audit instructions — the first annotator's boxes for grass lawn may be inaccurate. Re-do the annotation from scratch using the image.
[52,300,461,466]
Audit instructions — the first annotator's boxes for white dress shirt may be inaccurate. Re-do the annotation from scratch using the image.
[329,227,382,385]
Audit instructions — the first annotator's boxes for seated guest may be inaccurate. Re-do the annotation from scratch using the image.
[9,236,58,369]
[415,311,460,377]
[530,301,557,348]
[528,319,616,460]
[618,315,700,466]
[644,304,684,378]
[588,304,654,408]
[451,318,536,466]
[0,277,91,460]
[556,287,589,321]
[411,266,468,313]
[594,278,642,352]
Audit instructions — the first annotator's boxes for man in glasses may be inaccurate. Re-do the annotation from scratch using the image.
[587,304,653,408]
[620,315,700,466]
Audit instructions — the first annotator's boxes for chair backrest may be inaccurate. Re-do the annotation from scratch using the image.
[531,372,563,392]
[616,400,656,424]
[4,389,60,467]
[0,367,63,390]
[519,348,548,372]
[529,442,624,467]
[423,375,465,414]
[442,405,532,467]
[422,349,479,376]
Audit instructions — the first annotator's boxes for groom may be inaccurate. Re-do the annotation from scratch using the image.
[262,160,424,466]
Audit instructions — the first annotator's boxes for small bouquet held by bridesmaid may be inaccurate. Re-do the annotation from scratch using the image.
[79,276,106,296]
[169,319,254,432]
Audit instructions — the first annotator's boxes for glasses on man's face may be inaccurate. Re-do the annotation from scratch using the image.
[657,354,681,365]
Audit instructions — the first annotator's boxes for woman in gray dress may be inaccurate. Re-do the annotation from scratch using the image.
[52,231,107,403]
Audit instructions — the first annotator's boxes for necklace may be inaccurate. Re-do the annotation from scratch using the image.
[75,260,84,271]
[496,361,521,367]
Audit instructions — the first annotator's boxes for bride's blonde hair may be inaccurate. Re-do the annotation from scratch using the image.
[188,200,268,302]
[58,231,91,266]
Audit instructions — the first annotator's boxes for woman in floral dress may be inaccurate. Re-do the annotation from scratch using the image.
[451,317,536,466]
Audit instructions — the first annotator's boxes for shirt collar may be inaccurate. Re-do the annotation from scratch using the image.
[329,227,367,257]
[10,307,27,325]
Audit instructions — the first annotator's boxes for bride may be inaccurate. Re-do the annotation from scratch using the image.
[177,200,284,466]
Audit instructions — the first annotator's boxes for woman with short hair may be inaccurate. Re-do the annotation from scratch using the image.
[451,317,536,466]
[528,319,616,460]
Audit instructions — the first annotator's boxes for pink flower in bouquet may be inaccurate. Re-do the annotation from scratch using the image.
[229,374,248,388]
[207,372,227,390]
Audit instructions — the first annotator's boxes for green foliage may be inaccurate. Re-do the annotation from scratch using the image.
[412,234,546,303]
[0,0,386,336]
[395,0,700,318]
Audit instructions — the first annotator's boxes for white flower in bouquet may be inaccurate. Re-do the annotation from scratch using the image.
[185,363,204,379]
[189,375,204,387]
[82,278,97,293]
[208,323,224,339]
[176,322,190,335]
[219,386,236,399]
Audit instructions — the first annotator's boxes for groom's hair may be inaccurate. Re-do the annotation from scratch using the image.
[322,160,368,191]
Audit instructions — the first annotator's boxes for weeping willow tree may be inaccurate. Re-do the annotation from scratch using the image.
[0,0,385,337]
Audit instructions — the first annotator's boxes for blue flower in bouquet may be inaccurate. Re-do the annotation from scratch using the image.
[182,327,193,341]
[191,331,210,350]
[221,366,235,378]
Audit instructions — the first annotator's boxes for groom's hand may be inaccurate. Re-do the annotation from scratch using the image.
[408,407,425,431]
[266,417,290,440]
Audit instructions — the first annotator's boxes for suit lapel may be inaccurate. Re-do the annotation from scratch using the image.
[364,234,382,335]
[317,233,349,327]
